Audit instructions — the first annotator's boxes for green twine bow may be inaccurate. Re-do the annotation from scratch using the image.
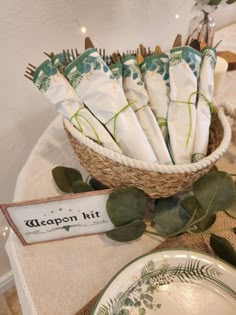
[170,91,217,147]
[70,108,101,145]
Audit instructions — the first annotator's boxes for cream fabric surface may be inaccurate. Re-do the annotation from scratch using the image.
[6,24,236,315]
[5,117,163,315]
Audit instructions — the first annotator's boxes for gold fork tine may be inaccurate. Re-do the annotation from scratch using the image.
[75,48,80,57]
[63,50,68,65]
[28,63,36,69]
[43,52,54,59]
[24,74,33,81]
[67,49,70,61]
[25,70,34,76]
[26,67,34,73]
[71,49,75,60]
[24,63,36,81]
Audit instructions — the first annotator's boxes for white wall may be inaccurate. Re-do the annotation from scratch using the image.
[0,0,236,285]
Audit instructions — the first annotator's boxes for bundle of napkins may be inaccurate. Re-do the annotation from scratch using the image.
[31,41,217,166]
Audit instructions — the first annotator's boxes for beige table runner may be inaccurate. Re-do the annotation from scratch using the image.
[75,211,236,315]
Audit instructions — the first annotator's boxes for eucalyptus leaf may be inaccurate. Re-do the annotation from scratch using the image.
[226,199,236,218]
[181,196,216,232]
[72,181,93,193]
[209,165,218,172]
[193,171,236,213]
[89,177,109,190]
[106,220,146,242]
[52,166,82,193]
[210,234,236,267]
[226,0,236,4]
[106,187,146,227]
[153,197,191,236]
[208,0,222,5]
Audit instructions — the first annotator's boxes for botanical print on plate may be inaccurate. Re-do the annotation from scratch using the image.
[93,250,236,315]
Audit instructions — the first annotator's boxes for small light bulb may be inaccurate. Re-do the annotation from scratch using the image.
[3,231,6,237]
[5,226,9,231]
[175,14,180,19]
[81,26,87,34]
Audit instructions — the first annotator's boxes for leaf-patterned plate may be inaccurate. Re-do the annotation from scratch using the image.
[92,249,236,315]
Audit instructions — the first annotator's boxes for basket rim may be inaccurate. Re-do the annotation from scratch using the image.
[64,106,231,174]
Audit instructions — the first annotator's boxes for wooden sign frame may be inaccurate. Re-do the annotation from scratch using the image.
[0,189,114,246]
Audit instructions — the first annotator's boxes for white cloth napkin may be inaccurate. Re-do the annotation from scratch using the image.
[192,47,217,162]
[123,56,172,165]
[140,54,170,140]
[33,60,121,153]
[168,46,202,164]
[64,48,157,162]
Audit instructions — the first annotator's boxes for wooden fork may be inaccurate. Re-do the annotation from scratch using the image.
[24,63,36,81]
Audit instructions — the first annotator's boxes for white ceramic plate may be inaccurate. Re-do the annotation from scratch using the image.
[92,249,236,315]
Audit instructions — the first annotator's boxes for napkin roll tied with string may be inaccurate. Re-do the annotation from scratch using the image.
[64,48,157,162]
[140,54,170,141]
[122,56,173,165]
[168,46,202,164]
[32,60,122,153]
[192,47,217,162]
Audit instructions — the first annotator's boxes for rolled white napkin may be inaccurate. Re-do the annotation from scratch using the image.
[33,60,121,153]
[64,48,157,162]
[123,56,172,165]
[168,46,202,164]
[140,54,170,140]
[192,47,217,162]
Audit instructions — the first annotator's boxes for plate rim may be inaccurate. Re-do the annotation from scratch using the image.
[92,247,236,314]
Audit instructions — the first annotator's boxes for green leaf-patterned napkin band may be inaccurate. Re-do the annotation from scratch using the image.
[33,60,57,92]
[51,52,73,74]
[170,46,202,77]
[109,62,122,81]
[201,46,217,69]
[64,48,97,75]
[140,54,170,83]
[64,48,111,89]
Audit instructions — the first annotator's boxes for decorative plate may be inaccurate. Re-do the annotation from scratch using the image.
[92,249,236,315]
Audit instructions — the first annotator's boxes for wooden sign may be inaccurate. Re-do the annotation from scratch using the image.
[0,189,114,246]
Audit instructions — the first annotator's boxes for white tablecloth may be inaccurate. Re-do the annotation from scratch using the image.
[6,25,236,315]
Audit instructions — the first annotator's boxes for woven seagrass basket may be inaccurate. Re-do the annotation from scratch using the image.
[64,105,234,198]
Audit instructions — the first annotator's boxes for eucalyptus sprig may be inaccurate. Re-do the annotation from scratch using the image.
[52,166,236,267]
[193,0,236,13]
[105,171,236,267]
[52,166,109,193]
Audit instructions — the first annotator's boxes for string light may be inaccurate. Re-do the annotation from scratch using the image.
[80,26,87,34]
[175,14,180,19]
[1,226,9,237]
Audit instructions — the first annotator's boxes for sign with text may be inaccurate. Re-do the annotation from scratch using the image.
[0,189,114,245]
